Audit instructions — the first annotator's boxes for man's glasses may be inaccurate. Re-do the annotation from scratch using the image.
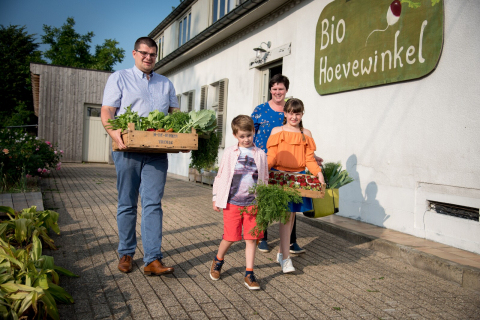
[136,50,157,58]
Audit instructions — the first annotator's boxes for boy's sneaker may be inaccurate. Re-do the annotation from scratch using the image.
[276,252,283,265]
[289,242,306,254]
[282,257,295,274]
[244,273,261,290]
[210,258,224,280]
[257,240,270,252]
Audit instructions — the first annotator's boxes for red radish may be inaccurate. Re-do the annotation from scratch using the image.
[366,0,402,46]
[387,0,402,25]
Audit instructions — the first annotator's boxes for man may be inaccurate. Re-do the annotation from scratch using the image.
[101,37,179,275]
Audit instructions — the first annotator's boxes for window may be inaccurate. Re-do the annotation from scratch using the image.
[181,91,195,112]
[176,94,182,108]
[157,34,164,61]
[209,79,228,148]
[212,0,237,23]
[199,85,208,110]
[178,11,191,47]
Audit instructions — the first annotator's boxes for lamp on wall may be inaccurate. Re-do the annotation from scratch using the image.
[253,41,271,58]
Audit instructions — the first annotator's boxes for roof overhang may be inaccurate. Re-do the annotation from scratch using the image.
[151,0,291,75]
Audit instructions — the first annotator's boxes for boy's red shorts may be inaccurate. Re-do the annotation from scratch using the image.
[223,203,263,241]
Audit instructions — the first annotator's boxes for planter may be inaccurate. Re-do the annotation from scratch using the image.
[201,171,216,185]
[303,188,339,218]
[189,168,199,182]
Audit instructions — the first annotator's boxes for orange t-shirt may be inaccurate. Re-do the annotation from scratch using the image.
[266,130,321,176]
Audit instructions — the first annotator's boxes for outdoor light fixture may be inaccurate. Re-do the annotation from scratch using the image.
[253,41,271,58]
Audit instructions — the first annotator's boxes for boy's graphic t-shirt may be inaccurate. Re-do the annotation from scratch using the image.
[228,147,258,206]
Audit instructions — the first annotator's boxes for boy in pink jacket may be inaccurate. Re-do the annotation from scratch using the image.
[211,115,268,290]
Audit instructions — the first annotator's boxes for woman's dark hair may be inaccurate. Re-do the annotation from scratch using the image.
[282,98,306,141]
[134,37,158,52]
[269,74,290,90]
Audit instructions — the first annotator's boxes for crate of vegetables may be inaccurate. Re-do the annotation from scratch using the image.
[268,171,326,199]
[109,107,217,153]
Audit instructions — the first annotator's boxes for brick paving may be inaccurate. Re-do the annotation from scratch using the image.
[41,163,480,320]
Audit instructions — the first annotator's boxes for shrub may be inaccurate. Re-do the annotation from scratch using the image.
[0,129,62,187]
[0,206,77,320]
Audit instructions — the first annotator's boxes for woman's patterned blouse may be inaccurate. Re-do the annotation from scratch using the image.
[251,102,284,153]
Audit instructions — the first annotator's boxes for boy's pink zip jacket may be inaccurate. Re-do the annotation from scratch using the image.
[212,143,268,209]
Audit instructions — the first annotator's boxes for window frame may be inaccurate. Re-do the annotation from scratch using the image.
[212,0,241,24]
[157,33,165,61]
[178,11,192,48]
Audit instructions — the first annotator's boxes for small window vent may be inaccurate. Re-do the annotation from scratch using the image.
[429,201,479,221]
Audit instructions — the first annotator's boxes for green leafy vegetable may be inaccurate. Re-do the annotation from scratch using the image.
[178,110,217,134]
[162,111,190,132]
[241,183,302,237]
[321,162,354,189]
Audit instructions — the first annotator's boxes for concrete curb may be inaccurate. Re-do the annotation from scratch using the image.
[297,214,480,293]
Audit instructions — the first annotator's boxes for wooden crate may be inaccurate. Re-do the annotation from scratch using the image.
[112,123,198,153]
[269,171,326,199]
[296,187,326,199]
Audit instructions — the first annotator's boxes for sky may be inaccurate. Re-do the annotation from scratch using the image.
[0,0,181,71]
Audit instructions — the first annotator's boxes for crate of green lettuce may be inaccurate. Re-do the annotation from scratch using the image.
[108,107,217,153]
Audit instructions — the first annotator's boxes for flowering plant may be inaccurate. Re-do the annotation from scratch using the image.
[0,129,63,186]
[268,171,323,191]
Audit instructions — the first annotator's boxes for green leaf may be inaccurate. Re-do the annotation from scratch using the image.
[14,219,30,244]
[30,232,42,262]
[19,289,43,316]
[40,290,59,320]
[47,282,74,304]
[0,253,24,269]
[0,206,15,216]
[53,265,79,278]
[1,282,36,293]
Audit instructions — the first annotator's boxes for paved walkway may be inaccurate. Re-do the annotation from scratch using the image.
[41,163,480,320]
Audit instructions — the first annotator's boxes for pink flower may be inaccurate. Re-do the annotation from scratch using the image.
[35,148,39,151]
[42,168,47,173]
[38,168,42,172]
[56,167,61,170]
[60,150,63,154]
[45,141,51,145]
[54,151,57,154]
[2,149,8,154]
[26,174,32,178]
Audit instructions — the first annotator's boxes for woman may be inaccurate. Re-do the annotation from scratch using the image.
[251,74,322,254]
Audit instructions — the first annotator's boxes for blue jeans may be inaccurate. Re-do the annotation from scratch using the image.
[112,151,168,266]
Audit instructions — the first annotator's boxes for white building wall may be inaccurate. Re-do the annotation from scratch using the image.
[164,0,480,253]
[163,24,177,57]
[191,0,211,39]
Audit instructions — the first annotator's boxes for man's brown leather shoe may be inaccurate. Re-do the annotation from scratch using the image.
[144,259,174,276]
[118,255,133,273]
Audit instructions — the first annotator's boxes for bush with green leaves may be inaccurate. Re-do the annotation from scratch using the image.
[0,206,77,319]
[0,206,60,250]
[190,132,220,172]
[0,129,62,187]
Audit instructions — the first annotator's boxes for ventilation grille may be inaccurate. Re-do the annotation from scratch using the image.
[429,201,479,221]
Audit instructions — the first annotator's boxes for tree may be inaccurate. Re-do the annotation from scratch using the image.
[0,25,45,127]
[42,17,125,72]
